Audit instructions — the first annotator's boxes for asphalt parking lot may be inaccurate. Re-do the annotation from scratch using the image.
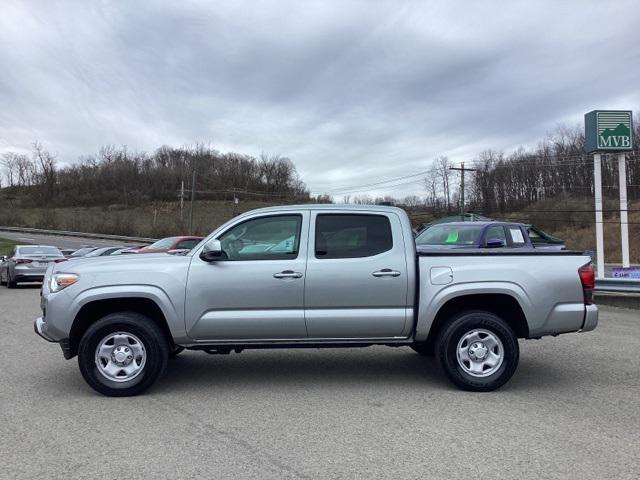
[1,286,639,479]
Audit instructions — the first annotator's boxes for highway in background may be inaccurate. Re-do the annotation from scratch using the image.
[0,230,148,249]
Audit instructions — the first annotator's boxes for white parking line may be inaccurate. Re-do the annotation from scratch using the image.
[17,237,36,241]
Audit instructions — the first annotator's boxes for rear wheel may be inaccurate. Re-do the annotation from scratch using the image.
[435,311,519,392]
[78,312,169,396]
[6,271,17,288]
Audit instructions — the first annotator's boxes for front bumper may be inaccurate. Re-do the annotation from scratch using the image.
[34,317,74,359]
[581,304,599,332]
[34,316,55,342]
[15,273,45,283]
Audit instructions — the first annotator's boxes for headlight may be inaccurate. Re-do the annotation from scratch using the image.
[50,273,79,292]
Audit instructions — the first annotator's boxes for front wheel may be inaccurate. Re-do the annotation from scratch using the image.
[78,312,169,396]
[435,311,519,392]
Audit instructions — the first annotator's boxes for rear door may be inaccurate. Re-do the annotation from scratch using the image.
[304,211,410,339]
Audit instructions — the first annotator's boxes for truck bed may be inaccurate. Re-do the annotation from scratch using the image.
[415,248,594,340]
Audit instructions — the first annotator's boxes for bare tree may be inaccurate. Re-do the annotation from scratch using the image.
[435,156,452,210]
[1,152,18,186]
[32,141,57,201]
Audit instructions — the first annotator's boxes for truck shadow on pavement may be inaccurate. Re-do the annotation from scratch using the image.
[148,348,574,395]
[154,349,452,394]
[36,347,581,397]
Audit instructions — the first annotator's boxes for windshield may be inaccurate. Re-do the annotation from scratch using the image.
[145,237,178,249]
[84,247,122,257]
[18,246,62,256]
[416,224,485,246]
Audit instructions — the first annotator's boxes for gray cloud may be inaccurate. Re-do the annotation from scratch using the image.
[1,0,639,197]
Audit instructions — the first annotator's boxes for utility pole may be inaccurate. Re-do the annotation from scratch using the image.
[450,162,476,217]
[188,170,196,235]
[232,194,239,217]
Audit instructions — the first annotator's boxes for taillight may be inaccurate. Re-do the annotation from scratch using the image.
[579,264,595,305]
[15,259,32,264]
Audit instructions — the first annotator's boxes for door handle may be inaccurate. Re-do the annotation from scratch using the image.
[273,270,303,279]
[372,269,401,278]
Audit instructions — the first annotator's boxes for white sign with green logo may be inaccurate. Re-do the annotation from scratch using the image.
[585,109,634,274]
[584,110,633,152]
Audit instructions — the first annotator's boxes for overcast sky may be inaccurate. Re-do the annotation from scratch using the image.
[1,0,639,197]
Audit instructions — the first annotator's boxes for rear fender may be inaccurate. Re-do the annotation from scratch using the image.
[415,282,532,342]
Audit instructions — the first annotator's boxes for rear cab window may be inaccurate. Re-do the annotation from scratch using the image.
[315,214,393,259]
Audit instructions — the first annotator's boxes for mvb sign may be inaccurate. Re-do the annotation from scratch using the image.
[585,110,633,152]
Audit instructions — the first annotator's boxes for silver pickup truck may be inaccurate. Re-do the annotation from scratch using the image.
[34,204,598,396]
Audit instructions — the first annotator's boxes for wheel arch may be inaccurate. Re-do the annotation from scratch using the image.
[68,296,177,358]
[419,293,529,351]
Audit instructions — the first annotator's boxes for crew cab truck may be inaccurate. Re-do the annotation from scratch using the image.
[34,205,598,396]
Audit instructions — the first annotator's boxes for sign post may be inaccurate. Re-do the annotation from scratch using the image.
[593,153,605,277]
[618,152,630,267]
[585,110,634,275]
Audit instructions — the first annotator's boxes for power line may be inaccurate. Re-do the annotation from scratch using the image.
[316,169,432,194]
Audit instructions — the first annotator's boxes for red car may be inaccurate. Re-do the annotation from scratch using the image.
[137,236,204,254]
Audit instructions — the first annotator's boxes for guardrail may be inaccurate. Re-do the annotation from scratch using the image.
[0,226,157,244]
[595,278,640,293]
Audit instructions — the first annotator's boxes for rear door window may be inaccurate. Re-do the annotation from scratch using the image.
[315,214,393,259]
[484,226,507,246]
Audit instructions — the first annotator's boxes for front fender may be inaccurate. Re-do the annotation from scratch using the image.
[61,285,186,339]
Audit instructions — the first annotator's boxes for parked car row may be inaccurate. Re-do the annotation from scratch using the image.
[1,235,205,287]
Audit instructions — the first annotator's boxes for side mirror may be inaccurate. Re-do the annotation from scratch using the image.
[1,255,7,262]
[485,239,505,248]
[199,240,226,262]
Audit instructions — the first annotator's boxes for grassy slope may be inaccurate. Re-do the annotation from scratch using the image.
[0,237,27,256]
[0,200,282,239]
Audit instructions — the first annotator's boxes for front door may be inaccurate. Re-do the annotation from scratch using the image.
[185,212,309,341]
[304,211,410,339]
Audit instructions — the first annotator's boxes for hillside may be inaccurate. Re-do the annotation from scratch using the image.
[0,200,284,238]
[1,195,637,263]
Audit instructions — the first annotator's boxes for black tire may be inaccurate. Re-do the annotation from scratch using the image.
[410,344,434,357]
[0,269,5,286]
[435,310,519,392]
[169,345,185,357]
[7,271,17,288]
[78,312,170,397]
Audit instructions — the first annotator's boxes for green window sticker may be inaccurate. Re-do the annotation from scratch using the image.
[445,231,459,243]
